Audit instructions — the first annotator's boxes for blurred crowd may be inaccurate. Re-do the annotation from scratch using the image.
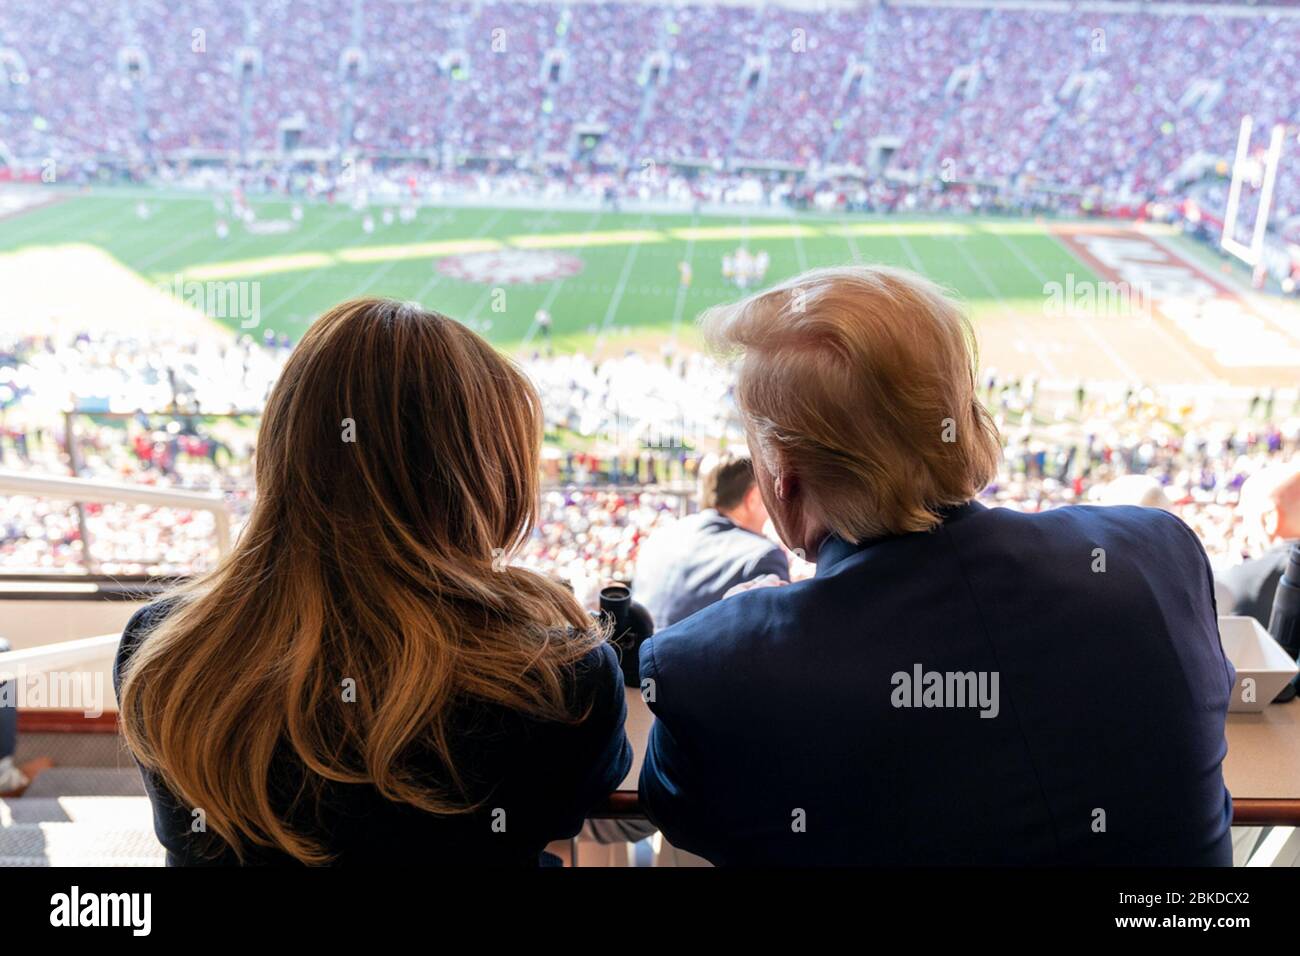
[3,1,1299,236]
[0,331,278,573]
[983,381,1300,574]
[2,329,1297,586]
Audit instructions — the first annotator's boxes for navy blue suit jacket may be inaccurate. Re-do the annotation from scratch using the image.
[638,501,1235,865]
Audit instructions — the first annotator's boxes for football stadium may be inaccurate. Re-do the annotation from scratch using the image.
[2,0,1300,926]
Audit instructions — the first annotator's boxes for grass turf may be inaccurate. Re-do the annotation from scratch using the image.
[2,190,1103,358]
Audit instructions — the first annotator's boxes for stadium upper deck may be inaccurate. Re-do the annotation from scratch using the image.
[1,0,1298,225]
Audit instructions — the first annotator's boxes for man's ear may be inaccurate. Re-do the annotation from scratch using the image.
[1262,504,1281,543]
[774,471,797,503]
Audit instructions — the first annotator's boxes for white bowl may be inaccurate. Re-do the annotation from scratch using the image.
[1219,616,1299,712]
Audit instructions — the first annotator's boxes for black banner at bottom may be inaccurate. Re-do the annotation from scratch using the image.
[0,865,1286,942]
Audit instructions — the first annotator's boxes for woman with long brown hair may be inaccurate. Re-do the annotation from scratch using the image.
[114,298,630,865]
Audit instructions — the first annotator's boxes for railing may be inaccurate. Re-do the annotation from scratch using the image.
[0,633,120,724]
[0,632,119,675]
[5,636,1300,831]
[0,469,232,571]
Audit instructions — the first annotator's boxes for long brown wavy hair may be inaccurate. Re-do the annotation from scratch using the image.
[118,298,604,864]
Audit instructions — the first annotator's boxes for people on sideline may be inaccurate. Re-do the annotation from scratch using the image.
[638,265,1235,865]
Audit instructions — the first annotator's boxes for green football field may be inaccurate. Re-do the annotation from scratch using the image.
[2,188,1289,386]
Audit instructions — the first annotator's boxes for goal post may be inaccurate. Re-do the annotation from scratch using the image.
[1220,115,1286,268]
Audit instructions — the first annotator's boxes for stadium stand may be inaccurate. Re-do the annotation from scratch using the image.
[2,0,1299,231]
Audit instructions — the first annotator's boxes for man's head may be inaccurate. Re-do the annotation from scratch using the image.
[1099,475,1173,511]
[699,452,769,535]
[701,265,1001,560]
[1240,463,1300,549]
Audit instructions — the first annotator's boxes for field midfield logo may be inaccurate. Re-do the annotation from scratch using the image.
[158,274,261,328]
[437,250,583,285]
[1042,272,1152,319]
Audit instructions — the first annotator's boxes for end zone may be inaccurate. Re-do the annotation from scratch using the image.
[1051,224,1300,385]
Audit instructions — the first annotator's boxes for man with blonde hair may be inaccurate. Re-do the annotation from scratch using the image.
[638,265,1234,866]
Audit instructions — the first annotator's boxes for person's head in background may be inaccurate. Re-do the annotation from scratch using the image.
[118,298,602,864]
[698,452,768,535]
[702,265,1001,562]
[1098,475,1174,511]
[1240,463,1300,552]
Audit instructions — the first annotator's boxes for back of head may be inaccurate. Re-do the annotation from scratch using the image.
[702,265,1000,543]
[698,452,756,511]
[118,298,601,863]
[1099,475,1173,511]
[1239,463,1300,551]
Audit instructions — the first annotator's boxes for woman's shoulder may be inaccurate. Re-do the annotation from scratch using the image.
[571,640,627,709]
[508,639,627,741]
[113,597,183,691]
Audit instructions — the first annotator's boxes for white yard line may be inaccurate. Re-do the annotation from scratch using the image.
[790,213,810,272]
[951,237,1064,381]
[596,214,652,338]
[1040,229,1222,384]
[118,204,224,270]
[405,208,492,305]
[257,213,386,314]
[11,197,138,246]
[456,209,543,324]
[993,230,1139,382]
[842,230,864,263]
[668,214,700,341]
[350,209,463,298]
[518,209,606,351]
[896,233,925,272]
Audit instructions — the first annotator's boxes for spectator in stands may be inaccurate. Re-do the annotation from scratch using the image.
[0,639,55,797]
[114,298,631,866]
[1097,475,1174,511]
[639,265,1235,865]
[1222,464,1300,626]
[632,453,790,628]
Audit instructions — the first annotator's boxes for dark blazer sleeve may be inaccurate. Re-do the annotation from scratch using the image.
[1161,509,1236,693]
[746,543,792,583]
[636,634,723,861]
[1223,550,1287,627]
[534,642,633,841]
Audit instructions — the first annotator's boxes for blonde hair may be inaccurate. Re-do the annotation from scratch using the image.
[118,298,604,864]
[701,265,1000,542]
